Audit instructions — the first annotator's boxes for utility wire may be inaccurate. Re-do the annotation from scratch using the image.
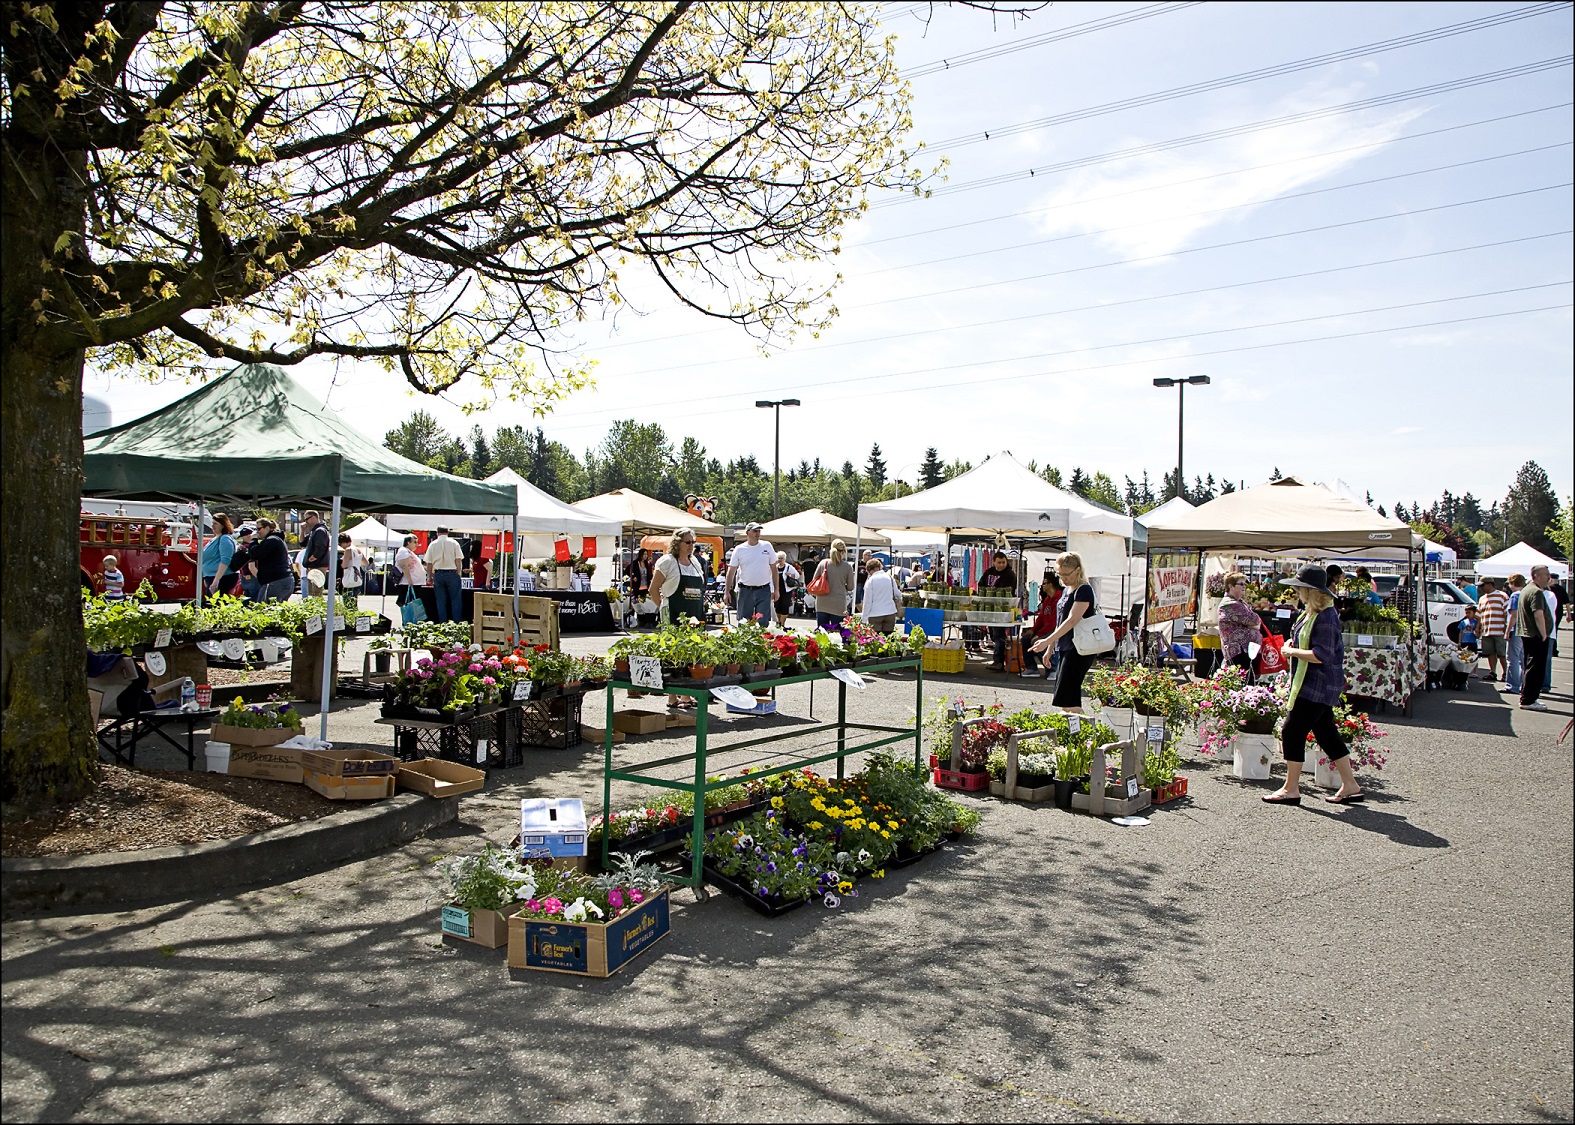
[860,101,1573,248]
[881,56,1574,205]
[921,3,1571,150]
[575,232,1572,379]
[901,2,1203,79]
[865,142,1573,276]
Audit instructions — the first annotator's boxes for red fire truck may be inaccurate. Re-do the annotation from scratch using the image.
[80,514,199,602]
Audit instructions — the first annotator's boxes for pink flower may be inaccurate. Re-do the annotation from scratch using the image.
[608,889,625,911]
[417,658,432,668]
[525,899,540,911]
[469,662,483,672]
[540,897,564,915]
[481,676,496,686]
[629,889,644,903]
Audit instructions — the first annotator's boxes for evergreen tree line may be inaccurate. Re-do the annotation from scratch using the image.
[384,412,1567,557]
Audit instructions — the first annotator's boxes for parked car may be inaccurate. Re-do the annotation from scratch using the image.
[1371,575,1475,640]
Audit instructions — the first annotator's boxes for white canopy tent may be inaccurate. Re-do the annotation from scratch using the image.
[345,515,397,546]
[880,528,947,553]
[1474,541,1569,580]
[759,508,889,548]
[858,454,1136,610]
[388,468,619,537]
[575,488,723,535]
[1424,538,1458,565]
[1134,496,1195,528]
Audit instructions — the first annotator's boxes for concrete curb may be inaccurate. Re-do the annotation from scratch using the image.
[1,792,457,914]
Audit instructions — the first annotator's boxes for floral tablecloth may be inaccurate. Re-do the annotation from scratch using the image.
[1343,642,1428,707]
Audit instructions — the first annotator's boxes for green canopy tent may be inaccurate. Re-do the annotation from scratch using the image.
[84,363,518,740]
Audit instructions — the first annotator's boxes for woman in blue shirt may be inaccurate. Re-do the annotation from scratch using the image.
[1263,565,1363,807]
[200,513,237,596]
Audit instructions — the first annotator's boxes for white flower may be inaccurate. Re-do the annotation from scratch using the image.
[822,892,841,909]
[562,899,587,923]
[857,849,872,864]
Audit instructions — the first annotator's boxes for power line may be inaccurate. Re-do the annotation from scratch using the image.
[922,3,1572,151]
[901,2,1203,79]
[882,56,1575,205]
[540,302,1572,434]
[859,101,1573,248]
[545,281,1571,424]
[865,142,1573,276]
[575,231,1572,379]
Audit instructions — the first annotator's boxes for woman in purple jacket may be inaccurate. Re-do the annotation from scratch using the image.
[1263,565,1363,807]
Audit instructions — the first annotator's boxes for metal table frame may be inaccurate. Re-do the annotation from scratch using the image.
[96,708,220,770]
[601,657,924,889]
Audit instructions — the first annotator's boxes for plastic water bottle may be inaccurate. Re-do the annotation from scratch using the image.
[180,676,196,712]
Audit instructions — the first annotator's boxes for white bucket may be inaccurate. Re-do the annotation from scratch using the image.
[205,742,231,773]
[257,640,281,663]
[1231,734,1276,780]
[1313,752,1342,789]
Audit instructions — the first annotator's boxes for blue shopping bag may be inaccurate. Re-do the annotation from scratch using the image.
[401,597,429,625]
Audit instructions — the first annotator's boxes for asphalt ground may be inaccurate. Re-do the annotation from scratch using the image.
[3,623,1571,1122]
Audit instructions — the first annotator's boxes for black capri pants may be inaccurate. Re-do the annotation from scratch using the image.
[1052,648,1097,708]
[1280,697,1348,764]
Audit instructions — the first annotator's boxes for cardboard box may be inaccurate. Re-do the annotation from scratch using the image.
[507,889,670,977]
[440,904,510,949]
[227,744,305,784]
[520,798,587,858]
[664,711,697,728]
[612,710,667,735]
[580,724,626,745]
[397,758,485,799]
[300,748,398,777]
[302,767,395,800]
[210,723,294,748]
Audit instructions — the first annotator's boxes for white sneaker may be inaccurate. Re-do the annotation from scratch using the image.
[1521,702,1549,711]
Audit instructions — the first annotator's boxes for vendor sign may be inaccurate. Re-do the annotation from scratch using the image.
[1147,552,1199,624]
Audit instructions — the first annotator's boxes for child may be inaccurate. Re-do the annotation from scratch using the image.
[100,555,126,602]
[1458,605,1479,652]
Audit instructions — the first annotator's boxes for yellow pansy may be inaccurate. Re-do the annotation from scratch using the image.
[809,821,823,829]
[771,797,783,810]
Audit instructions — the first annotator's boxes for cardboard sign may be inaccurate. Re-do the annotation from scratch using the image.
[154,628,173,650]
[221,638,246,661]
[1357,634,1375,647]
[475,742,487,765]
[144,650,167,676]
[332,615,346,632]
[440,905,472,938]
[1126,775,1140,799]
[306,615,323,635]
[711,684,760,710]
[1275,608,1292,619]
[1068,716,1081,735]
[829,667,866,690]
[1147,725,1166,743]
[513,681,534,702]
[355,616,372,633]
[629,655,663,690]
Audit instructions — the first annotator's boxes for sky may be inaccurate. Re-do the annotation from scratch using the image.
[88,1,1575,511]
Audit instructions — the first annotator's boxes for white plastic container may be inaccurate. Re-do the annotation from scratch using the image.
[205,742,231,773]
[1231,734,1275,780]
[1313,751,1342,789]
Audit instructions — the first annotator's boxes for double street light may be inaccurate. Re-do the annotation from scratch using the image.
[1152,376,1210,500]
[755,398,800,518]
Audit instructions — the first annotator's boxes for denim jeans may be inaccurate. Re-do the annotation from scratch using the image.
[735,584,773,628]
[433,569,463,623]
[1506,634,1524,692]
[259,576,295,602]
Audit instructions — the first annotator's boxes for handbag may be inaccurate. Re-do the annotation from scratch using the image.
[806,563,831,598]
[400,597,429,625]
[1072,609,1116,655]
[1255,625,1289,676]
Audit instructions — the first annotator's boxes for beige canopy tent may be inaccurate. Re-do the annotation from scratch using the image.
[1145,478,1422,557]
[575,488,722,535]
[759,508,889,548]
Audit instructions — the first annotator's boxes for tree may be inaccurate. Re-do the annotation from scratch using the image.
[866,444,887,489]
[920,447,945,490]
[1270,467,1283,480]
[1548,497,1574,561]
[2,2,923,806]
[469,426,492,480]
[490,424,533,479]
[384,411,452,466]
[1068,467,1090,497]
[1038,464,1063,488]
[945,458,973,481]
[676,438,709,499]
[587,420,673,496]
[1083,472,1124,512]
[1503,461,1561,556]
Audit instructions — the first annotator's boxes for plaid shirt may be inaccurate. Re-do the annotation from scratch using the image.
[1477,589,1510,637]
[1290,606,1345,707]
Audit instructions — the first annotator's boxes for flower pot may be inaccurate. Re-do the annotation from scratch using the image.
[989,779,1007,797]
[1053,777,1078,810]
[1134,702,1167,718]
[1240,718,1275,735]
[1313,750,1343,789]
[725,663,741,676]
[373,651,392,676]
[1231,733,1276,780]
[615,658,630,676]
[205,743,230,773]
[689,663,715,681]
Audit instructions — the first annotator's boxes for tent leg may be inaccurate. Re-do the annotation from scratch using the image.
[511,514,519,635]
[195,498,205,608]
[319,495,342,743]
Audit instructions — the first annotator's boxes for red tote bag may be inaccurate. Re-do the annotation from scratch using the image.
[1255,627,1289,676]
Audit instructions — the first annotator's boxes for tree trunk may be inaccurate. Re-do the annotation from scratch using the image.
[1,93,96,810]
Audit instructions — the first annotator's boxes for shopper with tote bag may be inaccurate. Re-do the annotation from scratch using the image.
[1028,552,1114,712]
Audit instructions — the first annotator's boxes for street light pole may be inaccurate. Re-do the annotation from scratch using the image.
[1152,376,1210,499]
[755,398,800,518]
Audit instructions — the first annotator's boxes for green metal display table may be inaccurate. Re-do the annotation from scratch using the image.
[601,657,924,891]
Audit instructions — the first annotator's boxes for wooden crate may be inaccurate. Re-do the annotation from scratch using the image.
[473,592,558,651]
[1070,739,1153,817]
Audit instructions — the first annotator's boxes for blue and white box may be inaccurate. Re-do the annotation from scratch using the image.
[520,797,588,858]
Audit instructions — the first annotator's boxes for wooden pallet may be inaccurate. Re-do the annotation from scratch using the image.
[473,592,559,651]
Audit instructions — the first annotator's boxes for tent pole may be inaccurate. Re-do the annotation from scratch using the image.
[195,498,205,608]
[511,513,519,633]
[319,494,342,743]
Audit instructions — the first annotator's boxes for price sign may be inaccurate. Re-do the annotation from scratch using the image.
[513,681,534,702]
[305,616,323,635]
[1357,634,1374,647]
[475,743,487,764]
[629,655,663,690]
[829,667,867,690]
[1068,716,1081,735]
[355,616,372,633]
[154,628,173,650]
[1126,775,1140,799]
[1275,608,1292,619]
[332,615,346,632]
[711,684,761,710]
[440,905,471,938]
[221,638,246,661]
[1147,725,1166,744]
[145,650,167,677]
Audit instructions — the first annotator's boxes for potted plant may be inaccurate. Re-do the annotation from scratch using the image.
[211,696,304,746]
[439,843,539,949]
[1053,743,1092,809]
[1144,743,1180,802]
[367,633,398,676]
